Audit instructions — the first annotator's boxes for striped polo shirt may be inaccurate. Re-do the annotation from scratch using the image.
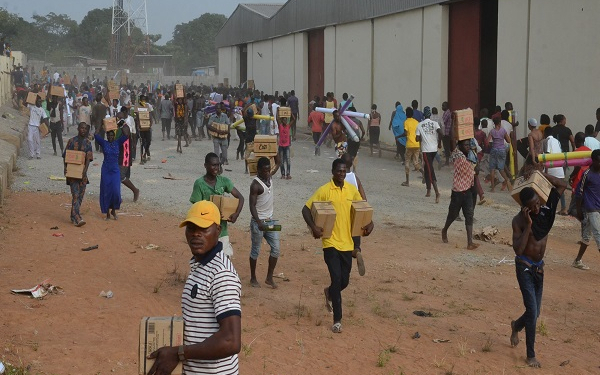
[182,242,242,374]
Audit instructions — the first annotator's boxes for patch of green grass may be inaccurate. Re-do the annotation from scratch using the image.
[482,336,494,352]
[537,319,548,336]
[376,349,391,367]
[241,343,253,357]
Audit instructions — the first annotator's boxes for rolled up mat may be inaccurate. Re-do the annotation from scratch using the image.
[316,94,355,147]
[538,151,592,162]
[544,158,591,168]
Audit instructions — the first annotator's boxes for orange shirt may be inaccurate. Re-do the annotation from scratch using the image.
[308,111,325,133]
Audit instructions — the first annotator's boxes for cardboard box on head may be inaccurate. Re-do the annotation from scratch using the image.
[511,170,553,205]
[453,108,474,141]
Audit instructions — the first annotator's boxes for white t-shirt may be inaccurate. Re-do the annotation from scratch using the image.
[79,105,92,125]
[545,136,564,178]
[124,116,136,134]
[415,119,441,153]
[584,136,600,151]
[480,117,492,136]
[270,103,280,135]
[28,105,47,127]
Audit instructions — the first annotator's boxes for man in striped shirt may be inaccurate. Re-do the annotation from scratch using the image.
[148,201,241,375]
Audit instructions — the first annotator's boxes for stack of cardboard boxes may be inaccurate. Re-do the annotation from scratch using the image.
[137,108,151,130]
[452,108,474,141]
[175,84,184,99]
[64,150,86,179]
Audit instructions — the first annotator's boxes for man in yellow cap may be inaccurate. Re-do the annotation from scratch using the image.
[148,201,241,375]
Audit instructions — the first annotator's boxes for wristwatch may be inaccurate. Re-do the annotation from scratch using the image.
[178,345,186,362]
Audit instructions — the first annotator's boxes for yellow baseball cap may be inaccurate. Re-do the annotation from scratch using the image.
[179,201,221,228]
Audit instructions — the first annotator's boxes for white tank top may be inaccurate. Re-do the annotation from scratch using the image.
[254,177,274,219]
[345,172,358,189]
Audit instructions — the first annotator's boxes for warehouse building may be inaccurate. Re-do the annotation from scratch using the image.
[216,0,600,145]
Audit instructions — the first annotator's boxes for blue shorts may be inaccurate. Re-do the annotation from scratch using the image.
[489,148,506,170]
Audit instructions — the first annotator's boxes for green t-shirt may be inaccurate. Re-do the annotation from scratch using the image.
[189,175,235,237]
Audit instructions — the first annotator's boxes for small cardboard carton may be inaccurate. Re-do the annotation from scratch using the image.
[139,317,184,375]
[209,122,229,139]
[138,111,151,120]
[176,89,184,99]
[109,91,120,101]
[511,170,553,205]
[175,84,184,90]
[49,85,65,98]
[39,123,49,137]
[311,201,337,239]
[247,156,258,176]
[38,91,46,101]
[63,74,71,85]
[65,150,85,165]
[103,117,118,132]
[26,92,38,105]
[351,200,374,237]
[210,195,240,221]
[66,162,85,179]
[254,135,278,156]
[139,120,151,130]
[278,106,292,118]
[453,108,474,141]
[247,154,274,176]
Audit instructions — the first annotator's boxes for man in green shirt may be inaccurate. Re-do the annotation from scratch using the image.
[190,152,245,258]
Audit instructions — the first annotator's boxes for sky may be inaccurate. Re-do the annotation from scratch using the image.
[2,0,285,45]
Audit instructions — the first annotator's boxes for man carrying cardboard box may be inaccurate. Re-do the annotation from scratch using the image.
[509,170,566,368]
[63,122,93,227]
[23,94,49,159]
[207,103,231,168]
[441,139,479,250]
[249,156,281,289]
[148,201,241,375]
[302,159,374,333]
[189,153,245,258]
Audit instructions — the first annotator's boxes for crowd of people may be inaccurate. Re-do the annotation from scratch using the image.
[15,66,600,371]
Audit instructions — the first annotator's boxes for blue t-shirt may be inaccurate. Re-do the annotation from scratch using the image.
[576,169,600,212]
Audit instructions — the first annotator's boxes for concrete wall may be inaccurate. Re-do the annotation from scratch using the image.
[0,52,27,107]
[334,20,373,117]
[371,6,448,145]
[497,0,600,139]
[272,35,296,94]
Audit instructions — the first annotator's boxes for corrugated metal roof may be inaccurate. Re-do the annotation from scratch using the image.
[241,3,284,18]
[216,0,447,47]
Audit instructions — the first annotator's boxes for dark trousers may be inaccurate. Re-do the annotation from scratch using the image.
[442,135,452,161]
[140,130,151,156]
[396,140,406,161]
[422,152,437,190]
[130,133,138,160]
[312,132,321,145]
[324,247,353,323]
[445,189,474,227]
[69,180,86,223]
[513,261,544,359]
[189,115,196,137]
[49,121,64,154]
[161,118,171,138]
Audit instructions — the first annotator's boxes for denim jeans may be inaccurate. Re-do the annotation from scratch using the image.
[259,120,270,135]
[513,261,544,359]
[250,218,280,260]
[324,248,353,323]
[279,146,290,176]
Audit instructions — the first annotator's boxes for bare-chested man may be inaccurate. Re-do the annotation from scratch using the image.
[510,173,566,368]
[331,110,347,158]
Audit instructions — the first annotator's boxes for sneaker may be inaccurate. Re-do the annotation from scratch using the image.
[331,322,342,333]
[572,260,590,270]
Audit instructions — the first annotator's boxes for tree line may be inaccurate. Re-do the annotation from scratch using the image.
[0,7,226,74]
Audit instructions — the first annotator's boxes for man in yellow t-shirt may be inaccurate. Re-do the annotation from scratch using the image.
[402,106,422,187]
[302,159,374,334]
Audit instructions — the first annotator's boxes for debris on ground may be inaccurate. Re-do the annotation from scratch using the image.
[12,280,62,299]
[51,233,64,237]
[82,245,99,251]
[99,290,113,298]
[413,310,433,317]
[274,272,290,281]
[144,244,159,250]
[412,332,421,339]
[163,173,185,180]
[432,338,451,343]
[474,226,498,242]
